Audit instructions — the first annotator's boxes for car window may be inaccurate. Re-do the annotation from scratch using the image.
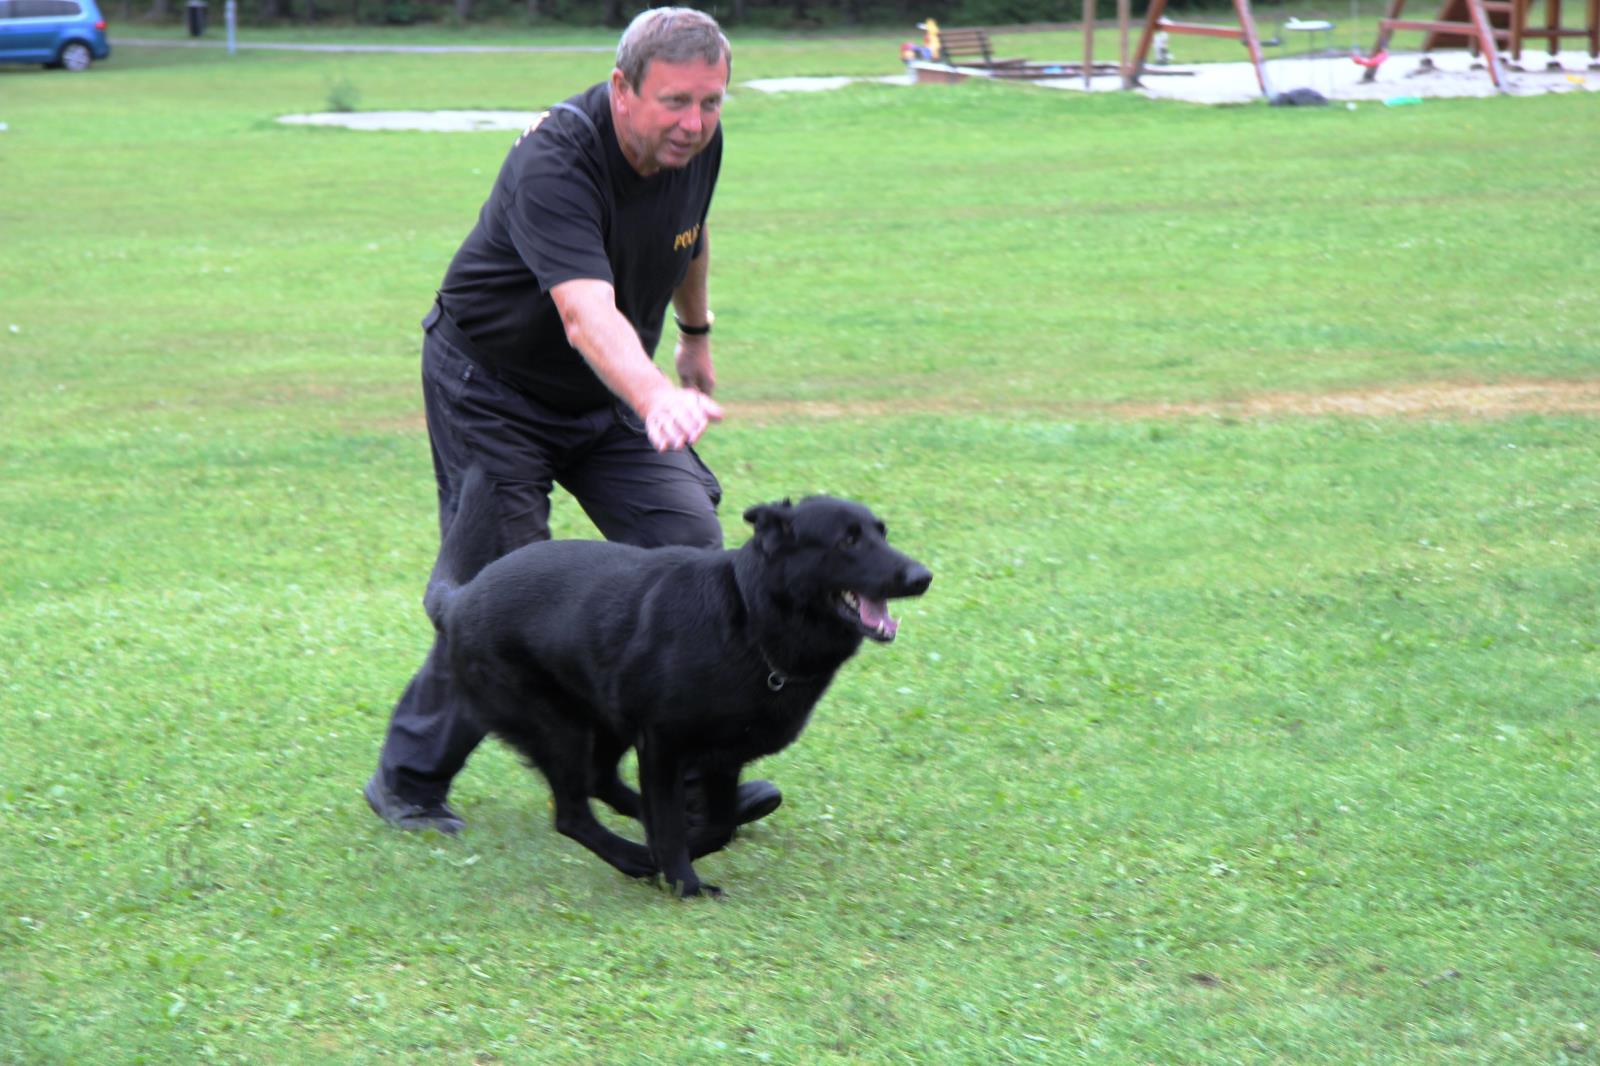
[12,0,83,14]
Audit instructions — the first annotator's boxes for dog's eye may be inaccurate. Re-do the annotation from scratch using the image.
[841,526,861,549]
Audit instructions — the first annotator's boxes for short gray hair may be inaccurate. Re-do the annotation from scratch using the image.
[615,7,731,90]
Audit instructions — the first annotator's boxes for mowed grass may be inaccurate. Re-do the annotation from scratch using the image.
[3,32,1599,1065]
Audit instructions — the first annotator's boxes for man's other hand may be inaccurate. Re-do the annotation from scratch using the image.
[675,336,716,396]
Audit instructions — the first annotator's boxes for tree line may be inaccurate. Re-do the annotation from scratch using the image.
[123,0,1189,32]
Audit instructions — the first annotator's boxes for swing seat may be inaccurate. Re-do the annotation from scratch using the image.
[1351,47,1388,66]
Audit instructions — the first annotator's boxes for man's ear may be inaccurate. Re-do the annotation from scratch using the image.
[742,499,795,554]
[610,67,631,109]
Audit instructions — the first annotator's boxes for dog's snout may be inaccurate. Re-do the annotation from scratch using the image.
[900,562,932,596]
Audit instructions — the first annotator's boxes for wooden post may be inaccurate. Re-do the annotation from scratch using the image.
[1125,0,1172,88]
[1363,0,1412,79]
[1509,0,1527,62]
[1126,0,1272,94]
[1232,0,1269,91]
[1119,0,1130,79]
[1464,0,1507,84]
[1084,0,1095,88]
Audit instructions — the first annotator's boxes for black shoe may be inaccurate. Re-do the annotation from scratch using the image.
[364,774,465,836]
[684,777,783,830]
[734,779,782,826]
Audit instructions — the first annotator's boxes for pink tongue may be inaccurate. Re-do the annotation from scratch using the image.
[858,596,898,638]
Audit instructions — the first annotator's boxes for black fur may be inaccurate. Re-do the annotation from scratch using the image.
[425,466,932,898]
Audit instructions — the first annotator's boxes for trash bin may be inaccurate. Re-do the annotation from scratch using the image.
[186,0,207,36]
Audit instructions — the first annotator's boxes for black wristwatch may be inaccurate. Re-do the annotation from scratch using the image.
[674,312,714,336]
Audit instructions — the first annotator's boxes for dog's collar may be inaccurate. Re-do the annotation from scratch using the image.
[755,642,817,693]
[735,567,819,692]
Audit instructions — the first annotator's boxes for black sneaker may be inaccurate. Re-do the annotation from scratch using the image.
[734,779,783,826]
[364,774,465,836]
[685,777,783,830]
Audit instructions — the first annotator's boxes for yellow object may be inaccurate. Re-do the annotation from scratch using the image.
[919,18,942,62]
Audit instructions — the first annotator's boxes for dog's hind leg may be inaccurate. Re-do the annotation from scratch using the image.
[545,736,656,879]
[491,702,656,880]
[550,794,656,879]
[590,730,641,820]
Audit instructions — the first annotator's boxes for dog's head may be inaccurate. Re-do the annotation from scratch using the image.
[742,496,932,643]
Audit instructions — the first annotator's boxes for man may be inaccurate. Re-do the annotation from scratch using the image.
[365,7,781,836]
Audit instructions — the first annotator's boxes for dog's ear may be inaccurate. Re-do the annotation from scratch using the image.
[742,499,794,554]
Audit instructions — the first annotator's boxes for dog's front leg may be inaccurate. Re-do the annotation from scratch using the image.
[637,730,718,898]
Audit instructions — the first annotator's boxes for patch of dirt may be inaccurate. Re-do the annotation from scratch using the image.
[1108,379,1600,420]
[361,378,1600,434]
[732,379,1600,424]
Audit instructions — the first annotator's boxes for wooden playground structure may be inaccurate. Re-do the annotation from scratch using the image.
[1359,0,1600,88]
[905,0,1599,97]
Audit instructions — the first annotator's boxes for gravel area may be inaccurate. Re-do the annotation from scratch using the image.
[272,47,1597,129]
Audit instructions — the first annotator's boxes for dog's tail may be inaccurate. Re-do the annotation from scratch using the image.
[423,465,501,630]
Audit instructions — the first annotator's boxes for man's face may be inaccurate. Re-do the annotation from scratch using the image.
[610,56,729,176]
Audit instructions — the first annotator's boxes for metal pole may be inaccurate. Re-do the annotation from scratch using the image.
[225,0,236,54]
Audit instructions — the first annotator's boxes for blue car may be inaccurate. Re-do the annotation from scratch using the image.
[0,0,111,71]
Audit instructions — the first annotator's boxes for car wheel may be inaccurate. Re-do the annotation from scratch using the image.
[58,42,92,71]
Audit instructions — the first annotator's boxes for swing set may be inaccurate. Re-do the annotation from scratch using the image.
[1122,0,1598,94]
[1362,0,1598,88]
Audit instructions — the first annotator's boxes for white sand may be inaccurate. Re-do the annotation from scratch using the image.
[274,49,1596,129]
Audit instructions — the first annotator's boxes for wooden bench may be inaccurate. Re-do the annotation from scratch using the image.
[935,27,1027,67]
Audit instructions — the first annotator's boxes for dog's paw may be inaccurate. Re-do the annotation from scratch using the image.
[666,877,724,900]
[683,882,724,901]
[612,842,657,879]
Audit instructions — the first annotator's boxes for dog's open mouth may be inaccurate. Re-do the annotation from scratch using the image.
[840,590,899,642]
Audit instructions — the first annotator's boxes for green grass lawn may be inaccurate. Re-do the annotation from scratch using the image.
[3,29,1599,1065]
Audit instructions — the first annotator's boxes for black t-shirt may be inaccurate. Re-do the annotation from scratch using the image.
[436,82,721,412]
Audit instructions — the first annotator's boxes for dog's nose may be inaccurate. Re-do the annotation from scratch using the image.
[900,563,932,596]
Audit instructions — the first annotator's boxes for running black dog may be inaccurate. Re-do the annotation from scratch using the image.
[424,467,932,898]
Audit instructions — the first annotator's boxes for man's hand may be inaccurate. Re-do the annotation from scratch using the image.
[551,278,724,451]
[675,334,716,396]
[643,386,724,452]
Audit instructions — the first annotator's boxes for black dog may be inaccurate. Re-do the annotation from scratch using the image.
[424,467,932,898]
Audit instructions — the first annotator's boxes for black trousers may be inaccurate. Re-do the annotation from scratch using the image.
[376,308,725,806]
